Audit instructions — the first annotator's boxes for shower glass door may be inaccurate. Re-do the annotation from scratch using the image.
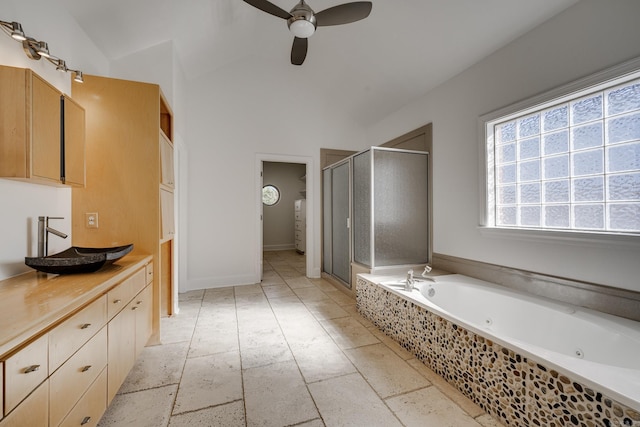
[331,161,351,285]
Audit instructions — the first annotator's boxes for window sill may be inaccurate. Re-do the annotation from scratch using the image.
[478,226,640,249]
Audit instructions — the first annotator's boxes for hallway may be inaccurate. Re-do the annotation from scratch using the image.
[97,251,503,426]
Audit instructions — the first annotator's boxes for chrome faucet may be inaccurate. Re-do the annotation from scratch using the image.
[405,269,415,291]
[38,216,68,257]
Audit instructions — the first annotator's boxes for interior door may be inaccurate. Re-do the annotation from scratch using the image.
[259,162,264,279]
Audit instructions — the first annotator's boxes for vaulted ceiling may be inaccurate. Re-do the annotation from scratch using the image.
[59,0,579,124]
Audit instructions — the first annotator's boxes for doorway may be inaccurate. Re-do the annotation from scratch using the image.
[256,154,314,282]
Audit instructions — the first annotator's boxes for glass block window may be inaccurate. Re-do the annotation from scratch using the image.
[486,74,640,234]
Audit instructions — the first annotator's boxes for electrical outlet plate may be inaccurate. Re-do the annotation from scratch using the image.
[86,212,98,228]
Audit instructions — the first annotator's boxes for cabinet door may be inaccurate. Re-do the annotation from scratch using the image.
[160,188,175,240]
[63,95,86,187]
[134,284,153,358]
[31,73,62,183]
[0,66,28,178]
[160,133,174,188]
[107,302,136,404]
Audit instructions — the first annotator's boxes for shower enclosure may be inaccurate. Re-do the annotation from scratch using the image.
[322,147,430,288]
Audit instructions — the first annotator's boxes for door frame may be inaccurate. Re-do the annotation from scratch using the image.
[255,153,314,280]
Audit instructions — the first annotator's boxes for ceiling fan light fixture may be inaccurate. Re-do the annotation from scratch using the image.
[288,18,315,38]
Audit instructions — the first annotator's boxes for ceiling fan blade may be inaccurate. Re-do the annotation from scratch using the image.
[291,37,308,66]
[315,1,372,26]
[242,0,292,20]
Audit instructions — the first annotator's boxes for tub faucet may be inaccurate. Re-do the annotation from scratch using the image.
[405,269,415,291]
[37,216,68,257]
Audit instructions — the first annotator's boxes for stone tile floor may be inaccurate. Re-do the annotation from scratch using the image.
[98,251,505,427]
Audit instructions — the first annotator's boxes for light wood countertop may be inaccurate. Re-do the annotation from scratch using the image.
[0,253,152,358]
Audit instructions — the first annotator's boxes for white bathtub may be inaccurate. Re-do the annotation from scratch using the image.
[375,273,640,410]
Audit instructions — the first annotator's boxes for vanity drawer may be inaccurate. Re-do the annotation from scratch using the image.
[107,269,146,319]
[3,333,48,415]
[49,295,107,372]
[59,367,107,427]
[0,379,48,427]
[50,327,107,427]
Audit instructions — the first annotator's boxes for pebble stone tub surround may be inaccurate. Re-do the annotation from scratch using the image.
[356,276,640,427]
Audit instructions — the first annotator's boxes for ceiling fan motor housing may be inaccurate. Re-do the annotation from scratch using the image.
[287,1,317,38]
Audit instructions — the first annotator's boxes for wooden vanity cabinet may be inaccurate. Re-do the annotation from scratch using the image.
[0,65,85,187]
[0,257,152,427]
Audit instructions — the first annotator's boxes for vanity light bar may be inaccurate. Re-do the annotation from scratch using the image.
[0,19,84,83]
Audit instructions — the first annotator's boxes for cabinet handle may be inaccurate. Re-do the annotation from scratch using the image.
[136,300,142,305]
[131,306,139,311]
[24,365,40,374]
[113,299,122,304]
[81,416,91,425]
[81,365,92,372]
[80,323,92,329]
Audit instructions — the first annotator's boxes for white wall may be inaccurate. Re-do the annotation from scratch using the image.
[0,0,109,280]
[184,57,367,290]
[263,162,306,250]
[367,0,640,292]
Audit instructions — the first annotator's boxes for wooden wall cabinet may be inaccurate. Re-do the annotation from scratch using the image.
[72,75,175,334]
[0,65,85,187]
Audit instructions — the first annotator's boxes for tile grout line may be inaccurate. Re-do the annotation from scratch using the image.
[166,291,205,426]
[266,256,411,427]
[262,257,329,427]
[234,275,251,427]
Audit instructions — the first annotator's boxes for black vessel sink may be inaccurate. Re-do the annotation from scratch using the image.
[25,244,134,274]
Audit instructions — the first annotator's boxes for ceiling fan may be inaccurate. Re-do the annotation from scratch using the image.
[243,0,372,65]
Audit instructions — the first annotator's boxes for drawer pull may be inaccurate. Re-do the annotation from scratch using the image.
[136,300,142,305]
[113,299,122,304]
[131,306,139,311]
[24,364,40,374]
[81,365,92,372]
[80,323,92,329]
[81,416,91,425]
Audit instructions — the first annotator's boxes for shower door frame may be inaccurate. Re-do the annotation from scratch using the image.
[322,157,353,288]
